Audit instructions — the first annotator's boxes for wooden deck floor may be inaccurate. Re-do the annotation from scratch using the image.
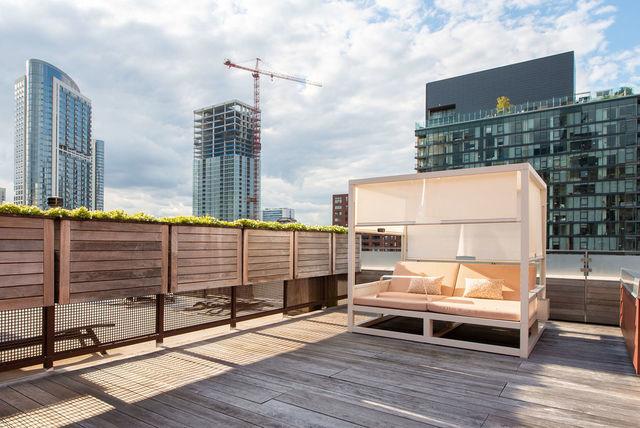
[0,308,638,427]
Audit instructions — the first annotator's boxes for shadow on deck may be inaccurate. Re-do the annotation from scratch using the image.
[0,307,638,427]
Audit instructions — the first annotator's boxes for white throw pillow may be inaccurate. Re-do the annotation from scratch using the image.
[407,276,444,295]
[463,278,504,300]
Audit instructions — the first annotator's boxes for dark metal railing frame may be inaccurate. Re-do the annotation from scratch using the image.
[1,282,348,373]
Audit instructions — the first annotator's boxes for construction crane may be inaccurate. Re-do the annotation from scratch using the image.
[223,58,322,218]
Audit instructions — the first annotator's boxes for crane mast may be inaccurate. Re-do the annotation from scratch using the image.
[224,58,321,219]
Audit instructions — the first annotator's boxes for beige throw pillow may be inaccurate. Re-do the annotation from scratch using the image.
[463,278,504,300]
[407,276,444,295]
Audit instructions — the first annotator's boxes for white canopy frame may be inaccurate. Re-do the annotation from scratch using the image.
[347,164,548,358]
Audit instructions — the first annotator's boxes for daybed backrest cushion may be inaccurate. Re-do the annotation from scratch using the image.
[453,263,536,301]
[389,261,460,296]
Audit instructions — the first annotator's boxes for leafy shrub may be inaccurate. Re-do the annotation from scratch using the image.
[0,203,347,233]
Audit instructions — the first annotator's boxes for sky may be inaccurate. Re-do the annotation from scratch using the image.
[0,0,638,225]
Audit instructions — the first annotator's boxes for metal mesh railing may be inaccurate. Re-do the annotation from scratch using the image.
[164,288,232,331]
[237,281,284,318]
[0,307,43,365]
[54,296,157,353]
[1,278,338,371]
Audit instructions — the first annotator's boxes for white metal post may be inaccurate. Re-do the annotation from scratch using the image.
[347,182,356,331]
[519,170,530,358]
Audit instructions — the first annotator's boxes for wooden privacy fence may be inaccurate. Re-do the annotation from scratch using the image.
[333,233,361,275]
[0,217,54,310]
[171,225,242,292]
[58,220,169,304]
[295,231,332,279]
[0,215,360,309]
[243,230,294,284]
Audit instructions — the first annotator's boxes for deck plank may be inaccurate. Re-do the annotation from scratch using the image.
[1,307,640,427]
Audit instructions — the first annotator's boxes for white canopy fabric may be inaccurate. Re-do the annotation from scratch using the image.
[352,165,545,263]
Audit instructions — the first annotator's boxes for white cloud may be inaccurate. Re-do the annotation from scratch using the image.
[0,0,637,224]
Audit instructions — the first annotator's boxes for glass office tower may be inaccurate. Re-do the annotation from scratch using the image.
[193,100,258,221]
[14,59,96,209]
[416,89,639,252]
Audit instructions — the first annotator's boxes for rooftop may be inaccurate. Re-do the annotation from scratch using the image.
[416,87,636,131]
[0,307,637,427]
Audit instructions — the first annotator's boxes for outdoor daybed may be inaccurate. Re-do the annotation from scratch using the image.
[346,164,548,358]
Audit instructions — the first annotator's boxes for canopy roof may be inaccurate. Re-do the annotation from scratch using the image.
[350,164,546,263]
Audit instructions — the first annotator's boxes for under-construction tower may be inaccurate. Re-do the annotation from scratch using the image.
[223,58,322,220]
[193,100,257,220]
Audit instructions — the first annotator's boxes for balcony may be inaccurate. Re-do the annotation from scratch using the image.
[415,87,636,130]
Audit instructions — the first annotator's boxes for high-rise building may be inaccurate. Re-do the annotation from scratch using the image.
[0,187,6,204]
[331,193,401,251]
[193,100,258,221]
[14,59,96,209]
[415,52,640,252]
[262,207,295,222]
[91,139,105,210]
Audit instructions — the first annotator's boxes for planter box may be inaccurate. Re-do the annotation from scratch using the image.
[332,233,361,275]
[0,216,54,310]
[58,220,169,303]
[294,231,332,279]
[170,225,242,292]
[243,230,294,284]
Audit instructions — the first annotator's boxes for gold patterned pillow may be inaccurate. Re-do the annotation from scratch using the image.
[463,278,504,300]
[407,276,444,295]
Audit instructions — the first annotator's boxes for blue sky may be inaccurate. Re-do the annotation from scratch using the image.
[0,0,638,224]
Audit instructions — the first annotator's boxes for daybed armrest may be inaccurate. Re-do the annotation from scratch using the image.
[353,279,390,298]
[528,285,545,302]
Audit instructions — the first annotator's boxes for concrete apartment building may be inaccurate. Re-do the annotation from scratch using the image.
[332,193,401,251]
[193,100,258,221]
[415,52,640,253]
[14,59,104,210]
[0,187,5,204]
[262,207,295,222]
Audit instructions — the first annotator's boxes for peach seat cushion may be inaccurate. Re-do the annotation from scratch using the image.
[389,261,460,296]
[428,297,519,321]
[353,292,446,311]
[427,297,538,322]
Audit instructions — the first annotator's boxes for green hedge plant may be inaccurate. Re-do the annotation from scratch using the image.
[0,203,347,234]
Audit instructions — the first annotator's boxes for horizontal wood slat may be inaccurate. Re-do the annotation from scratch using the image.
[0,216,53,310]
[58,220,168,304]
[244,230,294,284]
[333,233,361,275]
[547,276,620,326]
[170,225,242,292]
[295,232,332,279]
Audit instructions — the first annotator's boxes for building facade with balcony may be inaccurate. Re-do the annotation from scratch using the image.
[415,53,639,252]
[193,100,258,221]
[14,59,100,210]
